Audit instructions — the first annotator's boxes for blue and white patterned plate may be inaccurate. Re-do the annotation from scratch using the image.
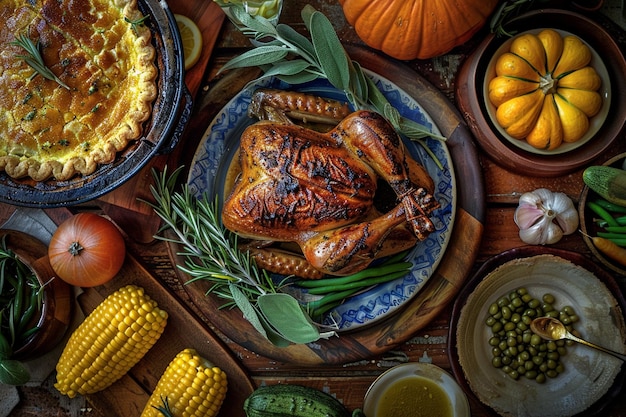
[188,71,456,331]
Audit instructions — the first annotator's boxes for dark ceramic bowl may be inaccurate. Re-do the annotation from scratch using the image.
[0,230,73,360]
[579,152,626,276]
[456,9,626,177]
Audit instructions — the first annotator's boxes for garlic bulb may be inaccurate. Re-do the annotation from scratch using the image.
[514,188,579,245]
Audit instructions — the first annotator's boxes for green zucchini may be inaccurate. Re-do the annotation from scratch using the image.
[583,166,626,208]
[243,384,351,417]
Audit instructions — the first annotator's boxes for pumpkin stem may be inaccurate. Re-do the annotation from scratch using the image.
[539,74,556,95]
[68,241,84,256]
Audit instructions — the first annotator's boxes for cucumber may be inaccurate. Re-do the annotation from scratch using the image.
[583,165,626,207]
[243,384,351,417]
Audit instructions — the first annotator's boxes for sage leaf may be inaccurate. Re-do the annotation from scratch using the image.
[399,118,445,141]
[274,71,320,85]
[276,24,316,60]
[349,62,369,106]
[220,46,289,72]
[257,293,320,344]
[254,308,292,347]
[0,359,30,385]
[303,6,351,91]
[229,282,268,339]
[261,59,312,78]
[231,5,277,37]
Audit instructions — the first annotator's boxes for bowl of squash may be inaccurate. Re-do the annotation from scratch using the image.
[456,9,626,177]
[483,27,611,155]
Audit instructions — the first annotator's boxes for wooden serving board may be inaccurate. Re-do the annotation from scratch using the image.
[167,46,486,365]
[76,255,255,417]
[0,205,254,416]
[97,0,226,243]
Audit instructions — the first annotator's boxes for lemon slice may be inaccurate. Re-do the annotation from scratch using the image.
[175,14,203,70]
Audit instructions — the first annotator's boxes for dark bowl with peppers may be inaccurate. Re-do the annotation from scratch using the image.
[0,229,72,362]
[579,152,626,276]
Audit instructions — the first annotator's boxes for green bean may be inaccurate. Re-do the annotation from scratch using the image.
[18,289,40,335]
[0,237,42,353]
[594,199,626,214]
[306,270,408,295]
[604,226,626,233]
[596,215,626,228]
[295,261,412,288]
[588,201,619,227]
[307,288,360,317]
[18,326,40,342]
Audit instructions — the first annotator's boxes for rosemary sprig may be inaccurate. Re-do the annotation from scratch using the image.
[145,167,326,345]
[145,166,275,303]
[125,15,150,35]
[11,33,70,90]
[219,5,446,168]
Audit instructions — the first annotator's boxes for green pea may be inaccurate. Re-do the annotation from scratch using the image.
[492,356,503,368]
[488,303,499,315]
[542,293,555,304]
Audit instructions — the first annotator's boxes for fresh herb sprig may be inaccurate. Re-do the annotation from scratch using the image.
[489,0,551,37]
[11,33,70,90]
[145,167,330,346]
[219,5,445,167]
[125,15,150,35]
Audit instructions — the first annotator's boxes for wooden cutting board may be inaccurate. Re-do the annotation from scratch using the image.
[79,255,255,417]
[97,0,226,243]
[0,205,253,417]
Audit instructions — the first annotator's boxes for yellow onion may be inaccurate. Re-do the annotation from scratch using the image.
[514,188,578,245]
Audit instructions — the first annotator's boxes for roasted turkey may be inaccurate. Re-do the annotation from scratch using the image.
[222,89,440,278]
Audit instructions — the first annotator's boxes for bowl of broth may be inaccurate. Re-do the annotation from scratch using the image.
[363,362,470,417]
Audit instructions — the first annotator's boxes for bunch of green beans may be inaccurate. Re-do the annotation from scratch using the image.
[296,251,412,319]
[0,236,42,355]
[588,198,626,246]
[485,287,580,383]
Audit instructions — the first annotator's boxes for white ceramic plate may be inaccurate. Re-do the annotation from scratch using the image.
[187,72,456,330]
[456,253,626,417]
[483,28,611,155]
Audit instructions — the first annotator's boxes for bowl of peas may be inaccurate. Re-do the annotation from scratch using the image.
[579,152,626,276]
[448,246,626,417]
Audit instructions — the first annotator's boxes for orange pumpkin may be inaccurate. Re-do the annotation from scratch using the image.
[338,0,499,60]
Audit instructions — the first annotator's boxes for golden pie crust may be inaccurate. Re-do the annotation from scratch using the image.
[0,0,157,181]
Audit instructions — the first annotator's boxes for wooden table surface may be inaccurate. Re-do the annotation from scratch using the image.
[7,1,626,416]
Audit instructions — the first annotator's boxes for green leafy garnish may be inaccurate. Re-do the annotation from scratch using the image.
[0,358,30,386]
[11,33,70,90]
[145,167,328,346]
[125,15,150,35]
[220,5,445,168]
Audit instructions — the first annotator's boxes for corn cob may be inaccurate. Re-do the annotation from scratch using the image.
[55,284,168,398]
[140,348,228,417]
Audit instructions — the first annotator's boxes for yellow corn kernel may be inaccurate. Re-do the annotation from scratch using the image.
[55,285,168,398]
[140,348,228,417]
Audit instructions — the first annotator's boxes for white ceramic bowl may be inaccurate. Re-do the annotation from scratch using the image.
[363,362,470,417]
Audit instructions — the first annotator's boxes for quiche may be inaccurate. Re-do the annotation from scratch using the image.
[0,0,157,181]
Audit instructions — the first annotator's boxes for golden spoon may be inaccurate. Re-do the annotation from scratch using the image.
[531,316,626,361]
